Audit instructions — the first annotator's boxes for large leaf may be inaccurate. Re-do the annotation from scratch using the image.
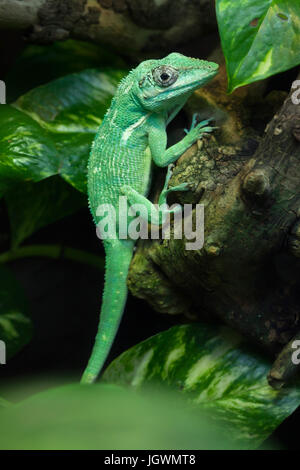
[103,324,300,449]
[0,68,127,196]
[0,266,32,359]
[216,0,300,92]
[5,176,86,248]
[5,39,126,103]
[0,397,9,408]
[0,383,257,450]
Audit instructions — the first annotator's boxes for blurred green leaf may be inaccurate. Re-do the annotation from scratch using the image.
[5,40,126,102]
[216,0,300,92]
[0,383,256,450]
[0,397,9,408]
[0,68,127,196]
[5,176,86,248]
[0,266,32,359]
[103,324,300,449]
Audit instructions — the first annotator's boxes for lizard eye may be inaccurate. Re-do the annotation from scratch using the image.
[152,66,178,87]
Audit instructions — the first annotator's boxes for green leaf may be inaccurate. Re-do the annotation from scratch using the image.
[0,383,258,450]
[0,106,58,194]
[0,397,9,409]
[5,176,86,248]
[0,266,32,359]
[0,68,127,196]
[103,324,300,449]
[5,39,126,103]
[216,0,300,92]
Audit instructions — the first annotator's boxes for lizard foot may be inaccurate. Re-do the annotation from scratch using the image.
[184,115,214,134]
[167,182,192,192]
[159,181,192,205]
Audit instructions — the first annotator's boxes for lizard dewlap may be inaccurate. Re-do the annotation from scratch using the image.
[81,53,218,384]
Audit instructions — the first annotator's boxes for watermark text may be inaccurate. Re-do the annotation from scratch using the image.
[291,80,300,105]
[291,340,300,365]
[0,340,6,365]
[95,196,204,251]
[0,80,6,104]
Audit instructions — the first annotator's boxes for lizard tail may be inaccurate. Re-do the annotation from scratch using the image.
[81,239,135,384]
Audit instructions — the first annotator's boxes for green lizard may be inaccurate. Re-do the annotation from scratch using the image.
[81,53,218,384]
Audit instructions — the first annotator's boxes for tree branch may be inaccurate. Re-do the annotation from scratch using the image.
[128,66,300,360]
[0,0,45,29]
[0,0,217,57]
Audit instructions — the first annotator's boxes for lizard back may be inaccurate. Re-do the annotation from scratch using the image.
[88,102,153,226]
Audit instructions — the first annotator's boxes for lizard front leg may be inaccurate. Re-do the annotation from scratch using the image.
[148,114,215,167]
[120,113,212,224]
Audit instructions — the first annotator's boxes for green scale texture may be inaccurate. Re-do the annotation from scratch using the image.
[82,53,218,384]
[88,96,151,222]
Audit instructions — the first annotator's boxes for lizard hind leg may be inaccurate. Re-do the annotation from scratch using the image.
[158,164,191,206]
[120,177,190,227]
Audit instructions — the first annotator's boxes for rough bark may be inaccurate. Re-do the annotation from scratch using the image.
[0,0,217,57]
[128,59,300,365]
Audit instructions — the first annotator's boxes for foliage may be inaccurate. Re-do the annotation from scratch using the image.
[0,266,32,359]
[0,29,299,448]
[5,39,126,103]
[0,383,271,450]
[103,324,300,448]
[0,43,124,366]
[0,68,127,197]
[216,0,300,92]
[5,177,86,248]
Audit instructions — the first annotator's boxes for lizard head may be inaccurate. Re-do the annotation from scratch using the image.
[131,53,219,112]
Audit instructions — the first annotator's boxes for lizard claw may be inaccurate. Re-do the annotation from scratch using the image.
[185,116,215,135]
[203,125,218,132]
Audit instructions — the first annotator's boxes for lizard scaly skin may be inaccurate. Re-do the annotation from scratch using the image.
[81,53,218,384]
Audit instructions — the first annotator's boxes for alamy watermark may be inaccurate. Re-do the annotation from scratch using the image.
[291,340,300,365]
[0,340,6,365]
[0,80,6,104]
[95,196,204,251]
[291,80,300,105]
